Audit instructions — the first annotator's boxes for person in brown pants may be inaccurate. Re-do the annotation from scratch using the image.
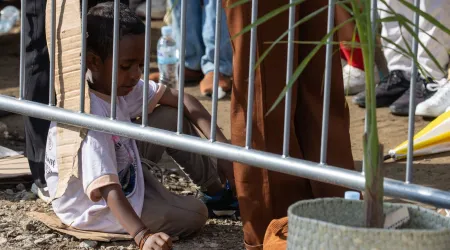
[225,1,355,249]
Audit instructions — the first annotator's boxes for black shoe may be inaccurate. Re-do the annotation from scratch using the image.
[352,70,411,108]
[199,181,239,218]
[390,77,437,116]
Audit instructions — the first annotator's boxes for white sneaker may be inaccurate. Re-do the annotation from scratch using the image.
[342,64,380,96]
[415,78,450,118]
[136,0,167,20]
[31,183,51,203]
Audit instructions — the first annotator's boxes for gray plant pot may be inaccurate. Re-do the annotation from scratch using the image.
[288,198,450,250]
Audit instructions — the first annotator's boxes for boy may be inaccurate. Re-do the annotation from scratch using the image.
[44,3,236,250]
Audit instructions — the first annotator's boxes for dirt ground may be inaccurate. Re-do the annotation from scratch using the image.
[1,2,450,250]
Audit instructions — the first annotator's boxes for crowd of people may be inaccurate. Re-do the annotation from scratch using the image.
[20,0,450,249]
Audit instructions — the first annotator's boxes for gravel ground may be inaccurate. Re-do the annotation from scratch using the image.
[0,172,243,250]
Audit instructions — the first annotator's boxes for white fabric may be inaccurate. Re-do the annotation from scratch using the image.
[45,80,159,233]
[379,0,450,79]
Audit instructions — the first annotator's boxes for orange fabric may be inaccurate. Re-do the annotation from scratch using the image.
[225,1,355,249]
[263,217,288,250]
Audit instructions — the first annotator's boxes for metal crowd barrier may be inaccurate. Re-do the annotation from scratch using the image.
[1,0,450,208]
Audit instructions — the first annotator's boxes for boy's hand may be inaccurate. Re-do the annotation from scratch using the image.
[143,232,173,250]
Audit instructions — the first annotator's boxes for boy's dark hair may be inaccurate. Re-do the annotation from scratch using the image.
[87,2,145,60]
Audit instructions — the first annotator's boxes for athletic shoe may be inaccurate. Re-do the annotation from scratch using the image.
[389,76,433,116]
[415,78,450,118]
[199,181,239,218]
[31,183,51,203]
[136,0,167,20]
[342,64,380,96]
[353,70,410,108]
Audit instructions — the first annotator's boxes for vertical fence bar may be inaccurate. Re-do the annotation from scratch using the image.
[210,0,222,142]
[245,0,258,149]
[142,0,152,126]
[19,0,26,100]
[363,0,378,174]
[282,0,296,157]
[177,0,187,133]
[80,0,88,113]
[110,0,120,120]
[406,0,421,183]
[49,0,56,106]
[319,0,336,164]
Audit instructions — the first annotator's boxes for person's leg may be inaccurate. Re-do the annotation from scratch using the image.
[226,1,319,249]
[136,106,223,194]
[24,0,51,188]
[416,0,450,80]
[199,0,233,96]
[200,0,232,76]
[379,0,414,74]
[295,0,355,198]
[140,163,208,238]
[170,0,204,73]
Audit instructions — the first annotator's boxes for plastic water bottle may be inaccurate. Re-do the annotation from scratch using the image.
[345,191,361,200]
[157,26,179,89]
[0,6,20,35]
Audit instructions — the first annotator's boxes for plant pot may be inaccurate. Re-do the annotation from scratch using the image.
[287,198,450,250]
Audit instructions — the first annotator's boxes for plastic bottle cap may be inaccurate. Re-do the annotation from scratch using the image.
[344,191,360,200]
[161,26,172,36]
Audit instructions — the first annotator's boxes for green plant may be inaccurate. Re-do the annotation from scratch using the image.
[229,0,450,228]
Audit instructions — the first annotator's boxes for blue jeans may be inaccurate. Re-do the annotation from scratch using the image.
[170,0,233,76]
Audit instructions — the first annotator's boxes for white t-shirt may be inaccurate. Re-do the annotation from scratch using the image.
[45,80,166,233]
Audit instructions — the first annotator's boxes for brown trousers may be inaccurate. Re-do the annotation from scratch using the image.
[225,1,355,249]
[136,106,222,238]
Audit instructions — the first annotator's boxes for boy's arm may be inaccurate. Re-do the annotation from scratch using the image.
[158,88,229,143]
[158,88,235,188]
[100,184,172,249]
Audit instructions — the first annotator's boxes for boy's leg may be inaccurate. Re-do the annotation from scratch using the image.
[136,106,223,193]
[140,162,208,237]
[24,0,51,188]
[416,0,450,79]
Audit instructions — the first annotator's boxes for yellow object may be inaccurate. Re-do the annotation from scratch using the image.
[388,110,450,160]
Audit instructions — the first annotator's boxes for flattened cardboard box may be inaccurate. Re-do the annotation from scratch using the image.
[45,0,90,200]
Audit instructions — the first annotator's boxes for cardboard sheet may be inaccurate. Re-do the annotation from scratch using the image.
[28,212,132,242]
[0,155,30,179]
[45,0,91,200]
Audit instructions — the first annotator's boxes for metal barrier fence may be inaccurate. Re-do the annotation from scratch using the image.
[1,0,450,208]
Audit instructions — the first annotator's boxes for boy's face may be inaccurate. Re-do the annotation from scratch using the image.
[87,34,145,96]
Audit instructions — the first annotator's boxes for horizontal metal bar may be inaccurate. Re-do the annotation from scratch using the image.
[1,94,449,208]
